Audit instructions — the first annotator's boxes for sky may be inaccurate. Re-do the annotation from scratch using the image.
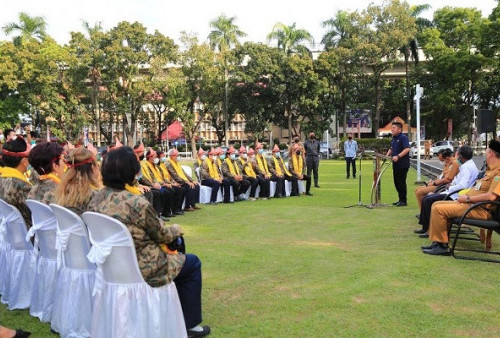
[0,0,497,49]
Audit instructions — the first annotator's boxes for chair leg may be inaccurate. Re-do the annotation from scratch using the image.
[480,228,486,243]
[486,229,493,251]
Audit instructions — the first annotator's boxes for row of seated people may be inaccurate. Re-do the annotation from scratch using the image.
[194,142,313,204]
[0,136,210,337]
[413,142,500,256]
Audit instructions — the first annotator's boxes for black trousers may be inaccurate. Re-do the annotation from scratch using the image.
[284,174,299,196]
[167,185,185,213]
[222,178,238,203]
[306,159,319,186]
[246,177,259,198]
[270,175,285,197]
[392,166,409,204]
[345,157,356,177]
[182,183,200,208]
[237,178,251,196]
[256,176,270,198]
[418,193,451,232]
[201,179,221,203]
[174,254,203,329]
[302,174,312,193]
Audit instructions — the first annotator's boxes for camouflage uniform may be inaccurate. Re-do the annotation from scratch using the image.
[28,179,58,204]
[46,189,98,216]
[0,177,32,228]
[88,187,185,287]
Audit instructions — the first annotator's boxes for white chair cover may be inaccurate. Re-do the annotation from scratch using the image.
[0,208,10,297]
[298,180,306,194]
[285,181,292,197]
[181,165,193,180]
[0,199,36,310]
[269,181,277,197]
[82,212,187,338]
[50,204,96,338]
[26,199,59,322]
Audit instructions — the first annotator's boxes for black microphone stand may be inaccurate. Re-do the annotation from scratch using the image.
[345,150,372,209]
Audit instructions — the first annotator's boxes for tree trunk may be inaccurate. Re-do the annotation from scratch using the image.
[224,68,229,147]
[341,84,347,139]
[287,101,292,142]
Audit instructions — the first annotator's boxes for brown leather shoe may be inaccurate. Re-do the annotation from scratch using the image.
[192,205,202,210]
[185,207,195,212]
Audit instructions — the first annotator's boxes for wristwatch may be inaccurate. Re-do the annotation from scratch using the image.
[466,196,471,203]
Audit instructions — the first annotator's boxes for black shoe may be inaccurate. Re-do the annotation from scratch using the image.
[414,228,426,234]
[422,243,450,256]
[346,176,350,179]
[159,216,170,222]
[275,194,283,198]
[174,211,185,216]
[353,175,356,178]
[392,201,400,205]
[305,192,313,196]
[187,325,211,338]
[418,233,429,238]
[396,202,407,207]
[165,212,175,218]
[315,185,320,188]
[209,201,216,205]
[415,214,420,219]
[15,329,32,337]
[421,241,439,250]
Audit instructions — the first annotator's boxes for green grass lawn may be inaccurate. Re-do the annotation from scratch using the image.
[2,160,500,337]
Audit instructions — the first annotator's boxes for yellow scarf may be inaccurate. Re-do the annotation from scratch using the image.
[239,157,256,178]
[279,158,292,176]
[225,158,240,176]
[159,162,171,181]
[256,154,269,175]
[125,184,142,195]
[169,159,189,181]
[39,173,61,184]
[197,158,202,166]
[145,161,164,183]
[292,154,303,175]
[272,157,283,176]
[1,167,32,185]
[205,158,220,179]
[216,158,222,168]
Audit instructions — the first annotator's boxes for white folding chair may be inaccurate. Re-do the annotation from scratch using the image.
[285,181,292,197]
[298,180,306,194]
[25,199,59,322]
[196,168,212,204]
[269,181,277,197]
[0,206,8,298]
[0,199,36,310]
[50,204,96,338]
[82,212,187,338]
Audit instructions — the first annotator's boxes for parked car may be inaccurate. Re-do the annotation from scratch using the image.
[320,142,333,159]
[410,141,433,158]
[432,140,457,154]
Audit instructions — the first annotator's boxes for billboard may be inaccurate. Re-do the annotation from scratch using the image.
[338,109,372,134]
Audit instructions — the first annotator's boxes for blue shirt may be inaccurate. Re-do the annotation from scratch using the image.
[390,133,410,169]
[344,140,358,158]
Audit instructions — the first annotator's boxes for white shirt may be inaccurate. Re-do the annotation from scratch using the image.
[442,159,479,200]
[344,140,358,158]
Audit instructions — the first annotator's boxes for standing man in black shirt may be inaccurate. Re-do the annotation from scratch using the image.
[304,132,321,188]
[385,121,411,206]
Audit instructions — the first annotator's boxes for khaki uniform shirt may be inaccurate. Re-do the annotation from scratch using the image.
[165,161,194,185]
[0,177,32,229]
[466,162,500,210]
[88,187,185,287]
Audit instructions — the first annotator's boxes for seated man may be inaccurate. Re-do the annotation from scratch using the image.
[275,145,299,197]
[236,146,258,200]
[252,143,271,199]
[0,136,32,228]
[422,140,500,255]
[414,149,458,210]
[200,148,223,204]
[267,145,286,198]
[165,148,201,211]
[221,146,250,201]
[415,146,478,236]
[157,150,185,216]
[289,143,312,196]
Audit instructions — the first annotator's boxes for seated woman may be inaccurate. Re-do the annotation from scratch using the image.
[52,148,101,215]
[27,142,65,203]
[88,147,210,337]
[0,136,33,228]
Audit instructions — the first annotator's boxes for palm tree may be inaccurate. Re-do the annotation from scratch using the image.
[3,12,47,46]
[267,23,314,140]
[267,22,314,56]
[401,4,432,140]
[321,10,352,49]
[208,14,246,146]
